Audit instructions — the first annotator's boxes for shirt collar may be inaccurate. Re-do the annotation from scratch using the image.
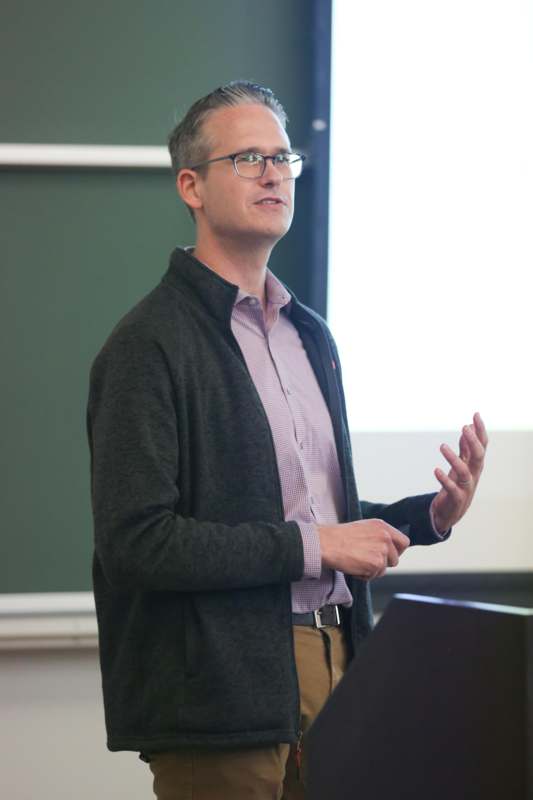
[182,246,292,312]
[235,268,292,311]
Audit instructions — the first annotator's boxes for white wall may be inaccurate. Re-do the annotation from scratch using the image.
[351,429,533,572]
[0,647,152,800]
[0,598,152,800]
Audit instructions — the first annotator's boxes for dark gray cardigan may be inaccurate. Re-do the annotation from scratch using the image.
[86,248,444,753]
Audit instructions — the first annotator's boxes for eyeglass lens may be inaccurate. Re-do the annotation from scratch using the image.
[234,153,302,179]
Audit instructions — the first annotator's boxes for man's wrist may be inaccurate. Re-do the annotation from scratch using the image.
[429,501,450,538]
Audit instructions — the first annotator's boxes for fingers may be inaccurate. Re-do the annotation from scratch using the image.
[330,519,411,579]
[371,561,388,580]
[458,430,471,463]
[439,443,473,486]
[473,412,489,448]
[370,524,408,577]
[320,520,409,577]
[388,527,410,555]
[434,466,468,501]
[440,413,487,490]
[462,423,486,467]
[386,538,399,568]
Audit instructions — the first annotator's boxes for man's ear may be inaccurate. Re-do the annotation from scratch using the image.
[176,169,203,213]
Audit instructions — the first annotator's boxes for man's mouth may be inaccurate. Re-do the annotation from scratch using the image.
[255,197,286,206]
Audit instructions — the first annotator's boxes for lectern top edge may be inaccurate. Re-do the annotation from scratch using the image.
[392,592,533,616]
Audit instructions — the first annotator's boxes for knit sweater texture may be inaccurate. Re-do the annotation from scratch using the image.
[86,248,442,752]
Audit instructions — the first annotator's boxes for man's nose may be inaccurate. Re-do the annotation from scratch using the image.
[259,157,283,185]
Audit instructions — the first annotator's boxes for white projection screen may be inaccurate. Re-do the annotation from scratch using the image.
[328,0,533,572]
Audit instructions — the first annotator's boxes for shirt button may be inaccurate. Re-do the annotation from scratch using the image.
[286,387,292,395]
[299,441,304,450]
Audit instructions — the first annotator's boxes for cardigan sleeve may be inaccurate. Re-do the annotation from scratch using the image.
[359,496,451,545]
[86,326,304,592]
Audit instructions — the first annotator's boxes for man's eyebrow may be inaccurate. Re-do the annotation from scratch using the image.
[237,147,292,154]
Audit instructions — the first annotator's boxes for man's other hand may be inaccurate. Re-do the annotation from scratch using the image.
[317,520,410,580]
[431,411,488,534]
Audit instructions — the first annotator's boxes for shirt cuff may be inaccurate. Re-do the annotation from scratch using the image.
[298,523,322,579]
[429,500,451,540]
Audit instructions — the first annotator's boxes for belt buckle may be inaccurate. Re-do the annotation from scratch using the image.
[313,605,340,629]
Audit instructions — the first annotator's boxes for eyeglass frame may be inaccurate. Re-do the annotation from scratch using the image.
[185,150,306,180]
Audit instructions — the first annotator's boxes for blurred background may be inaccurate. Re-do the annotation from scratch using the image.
[1,0,318,596]
[1,1,531,798]
[0,3,321,797]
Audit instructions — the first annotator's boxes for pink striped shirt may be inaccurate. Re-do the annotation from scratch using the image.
[230,268,353,613]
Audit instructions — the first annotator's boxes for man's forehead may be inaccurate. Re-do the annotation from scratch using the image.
[204,104,291,153]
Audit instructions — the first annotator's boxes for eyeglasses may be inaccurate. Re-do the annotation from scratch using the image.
[187,151,306,180]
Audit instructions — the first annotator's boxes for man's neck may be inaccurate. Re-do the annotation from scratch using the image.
[192,235,274,308]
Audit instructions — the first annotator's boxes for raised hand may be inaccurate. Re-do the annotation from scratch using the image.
[431,412,488,534]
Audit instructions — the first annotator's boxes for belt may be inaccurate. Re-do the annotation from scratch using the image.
[292,605,341,629]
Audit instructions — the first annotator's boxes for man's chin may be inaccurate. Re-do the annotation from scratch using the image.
[252,217,293,243]
[218,217,293,249]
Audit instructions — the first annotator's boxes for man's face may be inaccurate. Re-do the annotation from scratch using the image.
[191,103,295,246]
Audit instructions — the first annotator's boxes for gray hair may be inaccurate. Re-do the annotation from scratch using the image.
[168,80,288,177]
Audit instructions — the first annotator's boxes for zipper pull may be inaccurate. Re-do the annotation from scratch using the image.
[295,729,304,780]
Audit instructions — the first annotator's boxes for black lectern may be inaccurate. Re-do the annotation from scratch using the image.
[306,594,533,800]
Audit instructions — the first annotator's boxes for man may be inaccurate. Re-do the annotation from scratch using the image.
[87,81,487,799]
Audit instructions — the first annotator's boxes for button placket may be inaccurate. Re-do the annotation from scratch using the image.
[266,331,301,445]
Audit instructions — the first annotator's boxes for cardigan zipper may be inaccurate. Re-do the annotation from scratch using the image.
[295,728,304,779]
[225,326,302,737]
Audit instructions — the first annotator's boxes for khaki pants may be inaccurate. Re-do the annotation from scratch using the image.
[146,624,348,800]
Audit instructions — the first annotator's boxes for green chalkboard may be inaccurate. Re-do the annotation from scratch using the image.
[0,0,314,592]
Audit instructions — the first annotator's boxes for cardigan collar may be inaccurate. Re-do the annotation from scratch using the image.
[162,247,239,327]
[161,246,317,331]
